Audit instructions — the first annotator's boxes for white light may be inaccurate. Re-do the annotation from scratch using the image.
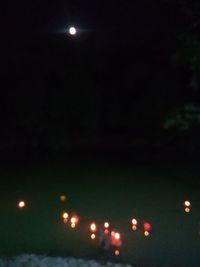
[104,222,109,228]
[18,201,26,208]
[90,223,97,232]
[144,231,150,236]
[62,212,69,219]
[69,27,77,35]
[114,232,120,240]
[184,200,191,207]
[91,233,96,239]
[132,218,138,225]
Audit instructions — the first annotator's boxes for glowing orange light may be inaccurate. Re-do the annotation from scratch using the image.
[132,225,137,231]
[185,207,190,213]
[115,250,120,256]
[71,216,78,224]
[104,222,109,228]
[91,233,96,239]
[18,201,25,208]
[71,223,76,228]
[114,232,120,240]
[132,218,137,225]
[184,200,191,207]
[90,223,97,232]
[144,231,150,236]
[60,195,66,202]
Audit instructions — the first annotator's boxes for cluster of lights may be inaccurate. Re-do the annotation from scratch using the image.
[61,211,79,228]
[70,215,79,228]
[131,218,151,236]
[62,211,69,223]
[131,218,138,231]
[111,230,122,256]
[143,222,151,237]
[104,221,110,234]
[184,200,191,213]
[90,222,97,239]
[89,221,110,240]
[17,198,193,257]
[88,221,121,256]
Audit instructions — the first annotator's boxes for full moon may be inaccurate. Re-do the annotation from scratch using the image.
[69,27,77,35]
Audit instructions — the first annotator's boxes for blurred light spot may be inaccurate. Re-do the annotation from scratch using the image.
[62,212,69,219]
[90,223,97,232]
[111,231,115,237]
[144,222,151,231]
[60,195,66,202]
[115,232,120,240]
[184,200,191,207]
[71,223,76,228]
[115,250,120,256]
[132,218,138,225]
[18,201,25,209]
[185,207,190,213]
[144,231,150,236]
[69,27,77,35]
[132,225,137,231]
[71,216,78,224]
[104,222,109,228]
[91,233,96,239]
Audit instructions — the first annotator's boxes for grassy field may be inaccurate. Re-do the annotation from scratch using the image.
[0,159,199,266]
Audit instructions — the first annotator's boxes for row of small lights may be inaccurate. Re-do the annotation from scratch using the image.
[17,197,191,256]
[17,199,192,214]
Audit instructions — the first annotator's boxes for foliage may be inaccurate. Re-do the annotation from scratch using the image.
[164,104,200,131]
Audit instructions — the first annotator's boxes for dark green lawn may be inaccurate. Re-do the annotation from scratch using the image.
[0,160,199,266]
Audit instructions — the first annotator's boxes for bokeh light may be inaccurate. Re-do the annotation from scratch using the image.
[144,231,150,236]
[104,222,109,228]
[144,222,151,231]
[90,222,97,232]
[114,232,120,240]
[62,212,69,219]
[132,218,138,225]
[71,215,78,224]
[71,223,76,228]
[115,250,120,256]
[60,195,66,202]
[184,200,191,207]
[185,207,190,213]
[132,225,137,231]
[91,233,96,239]
[18,201,26,209]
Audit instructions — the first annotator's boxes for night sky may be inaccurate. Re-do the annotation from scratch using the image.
[0,0,199,160]
[1,1,176,50]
